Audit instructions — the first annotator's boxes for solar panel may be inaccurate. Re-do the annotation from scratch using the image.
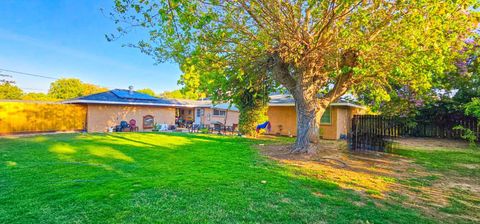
[111,89,158,100]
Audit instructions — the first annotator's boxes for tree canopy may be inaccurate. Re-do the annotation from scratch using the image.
[137,88,156,96]
[0,83,23,100]
[21,93,56,101]
[159,89,202,99]
[48,78,107,100]
[110,0,479,152]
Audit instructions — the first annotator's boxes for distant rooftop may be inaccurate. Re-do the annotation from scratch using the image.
[268,94,365,109]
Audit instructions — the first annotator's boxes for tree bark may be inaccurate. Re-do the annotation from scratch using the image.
[290,90,328,153]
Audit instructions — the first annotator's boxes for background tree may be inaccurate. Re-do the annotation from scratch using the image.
[48,78,106,100]
[137,88,156,96]
[159,89,202,99]
[110,0,479,152]
[82,83,108,96]
[0,83,23,100]
[21,93,56,101]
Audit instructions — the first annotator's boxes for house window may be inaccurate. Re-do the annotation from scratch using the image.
[320,107,332,125]
[196,108,203,116]
[143,115,154,129]
[213,109,226,116]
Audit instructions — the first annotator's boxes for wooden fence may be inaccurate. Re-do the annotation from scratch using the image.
[348,115,479,151]
[0,101,87,135]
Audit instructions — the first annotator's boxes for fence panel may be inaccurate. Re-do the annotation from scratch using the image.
[349,115,478,151]
[0,101,87,135]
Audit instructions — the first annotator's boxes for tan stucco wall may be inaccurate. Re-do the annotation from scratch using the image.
[267,106,297,136]
[86,104,176,132]
[201,108,240,126]
[267,105,365,140]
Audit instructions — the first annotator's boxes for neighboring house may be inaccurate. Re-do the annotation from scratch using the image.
[63,88,239,132]
[267,94,366,140]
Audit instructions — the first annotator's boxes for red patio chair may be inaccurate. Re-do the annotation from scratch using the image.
[129,119,139,132]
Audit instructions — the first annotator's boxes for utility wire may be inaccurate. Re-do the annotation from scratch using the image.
[20,87,49,91]
[0,68,124,90]
[0,68,58,80]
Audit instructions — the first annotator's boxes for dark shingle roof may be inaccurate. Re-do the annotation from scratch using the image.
[64,89,184,106]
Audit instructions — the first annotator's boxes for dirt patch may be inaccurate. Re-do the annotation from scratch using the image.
[257,139,480,222]
[394,137,469,150]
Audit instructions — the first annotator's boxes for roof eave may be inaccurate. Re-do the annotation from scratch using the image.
[63,99,193,107]
[63,99,240,110]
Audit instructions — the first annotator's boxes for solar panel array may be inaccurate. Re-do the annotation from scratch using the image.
[111,89,158,100]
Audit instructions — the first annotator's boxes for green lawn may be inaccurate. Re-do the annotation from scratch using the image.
[0,133,466,223]
[392,147,480,178]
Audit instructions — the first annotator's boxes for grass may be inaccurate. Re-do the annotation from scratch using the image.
[391,145,480,223]
[0,133,434,223]
[392,147,480,177]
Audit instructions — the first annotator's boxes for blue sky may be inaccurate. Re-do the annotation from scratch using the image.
[0,0,182,93]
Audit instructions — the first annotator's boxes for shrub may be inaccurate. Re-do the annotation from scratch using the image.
[453,125,477,148]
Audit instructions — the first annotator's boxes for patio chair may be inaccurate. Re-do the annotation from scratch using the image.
[129,119,139,132]
[119,120,130,132]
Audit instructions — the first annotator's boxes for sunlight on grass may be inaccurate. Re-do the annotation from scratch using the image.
[5,161,17,167]
[280,159,394,198]
[32,136,48,142]
[49,143,76,154]
[79,133,206,150]
[86,146,134,162]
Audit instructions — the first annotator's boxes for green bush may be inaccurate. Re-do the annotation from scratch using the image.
[238,99,268,136]
[453,125,477,148]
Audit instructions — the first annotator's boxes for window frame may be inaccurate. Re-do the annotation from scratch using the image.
[213,109,226,117]
[320,107,332,125]
[143,115,155,129]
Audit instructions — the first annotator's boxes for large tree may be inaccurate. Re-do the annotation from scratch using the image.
[110,0,479,152]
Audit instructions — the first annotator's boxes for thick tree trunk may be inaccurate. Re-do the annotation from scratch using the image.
[291,90,325,153]
[291,93,327,153]
[292,104,316,153]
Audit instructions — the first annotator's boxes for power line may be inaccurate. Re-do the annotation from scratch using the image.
[0,68,124,90]
[20,87,49,91]
[0,68,58,80]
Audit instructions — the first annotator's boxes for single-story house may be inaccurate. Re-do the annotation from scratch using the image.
[62,89,363,139]
[267,94,366,140]
[63,88,239,132]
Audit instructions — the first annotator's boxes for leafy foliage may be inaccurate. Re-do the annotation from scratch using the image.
[371,39,480,117]
[137,88,156,96]
[48,78,107,100]
[465,97,480,119]
[453,125,477,148]
[0,83,23,100]
[159,89,201,99]
[21,92,56,101]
